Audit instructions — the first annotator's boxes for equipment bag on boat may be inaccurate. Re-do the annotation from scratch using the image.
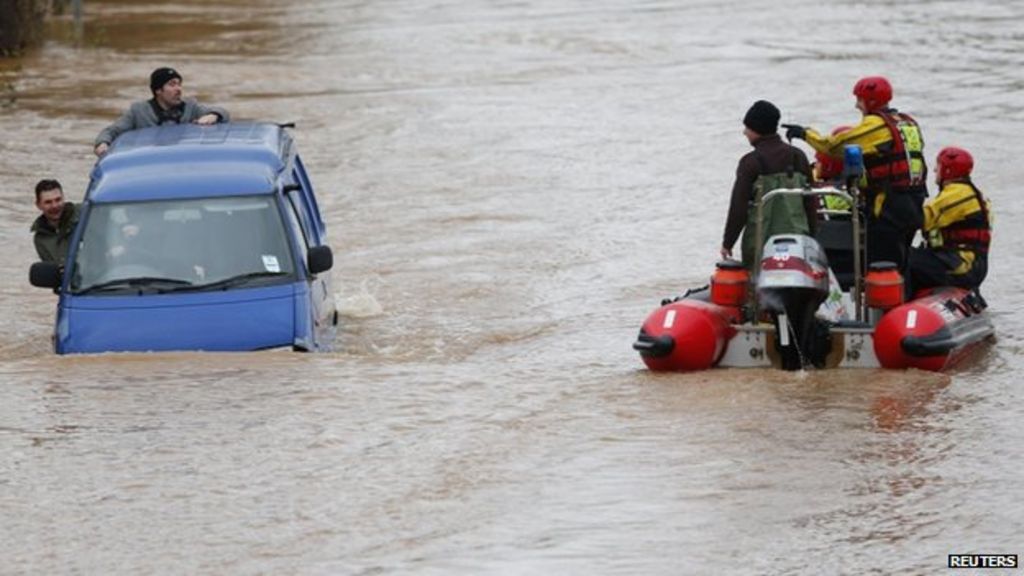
[740,169,811,269]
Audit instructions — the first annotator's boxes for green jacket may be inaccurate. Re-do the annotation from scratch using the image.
[31,202,80,266]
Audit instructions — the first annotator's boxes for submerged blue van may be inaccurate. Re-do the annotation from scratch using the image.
[30,122,337,354]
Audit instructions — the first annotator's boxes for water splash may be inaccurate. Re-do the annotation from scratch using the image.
[335,277,384,318]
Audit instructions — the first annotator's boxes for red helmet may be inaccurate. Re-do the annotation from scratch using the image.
[815,125,852,180]
[937,146,974,181]
[853,76,893,112]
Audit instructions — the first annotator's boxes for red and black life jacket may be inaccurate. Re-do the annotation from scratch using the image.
[863,109,927,195]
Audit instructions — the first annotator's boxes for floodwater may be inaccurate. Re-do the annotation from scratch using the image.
[2,0,1023,573]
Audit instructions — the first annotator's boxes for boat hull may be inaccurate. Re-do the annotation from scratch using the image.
[633,299,736,371]
[873,287,994,371]
[634,287,993,373]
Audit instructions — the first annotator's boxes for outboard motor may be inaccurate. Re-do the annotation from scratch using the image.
[756,234,831,369]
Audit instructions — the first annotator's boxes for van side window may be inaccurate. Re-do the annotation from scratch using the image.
[286,192,316,250]
[293,156,326,236]
[282,197,309,264]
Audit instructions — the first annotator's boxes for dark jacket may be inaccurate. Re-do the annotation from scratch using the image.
[94,98,230,147]
[722,134,815,251]
[31,202,80,266]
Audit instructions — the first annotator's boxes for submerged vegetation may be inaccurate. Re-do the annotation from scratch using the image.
[0,0,75,55]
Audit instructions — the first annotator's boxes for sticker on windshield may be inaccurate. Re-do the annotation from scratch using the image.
[262,255,281,273]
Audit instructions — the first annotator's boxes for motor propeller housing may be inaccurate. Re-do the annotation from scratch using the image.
[756,234,832,369]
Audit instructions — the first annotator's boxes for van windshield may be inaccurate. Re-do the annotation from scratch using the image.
[70,196,296,294]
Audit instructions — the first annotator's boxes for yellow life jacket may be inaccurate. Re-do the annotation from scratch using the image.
[924,180,992,275]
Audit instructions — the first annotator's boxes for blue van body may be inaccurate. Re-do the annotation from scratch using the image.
[45,122,336,354]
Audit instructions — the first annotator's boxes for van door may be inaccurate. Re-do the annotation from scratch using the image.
[283,174,334,348]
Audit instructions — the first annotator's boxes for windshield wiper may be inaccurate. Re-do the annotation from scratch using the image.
[164,271,290,293]
[75,277,194,295]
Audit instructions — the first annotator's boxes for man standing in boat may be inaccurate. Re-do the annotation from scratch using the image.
[785,76,927,273]
[93,67,230,157]
[30,179,79,267]
[907,147,991,293]
[720,100,816,270]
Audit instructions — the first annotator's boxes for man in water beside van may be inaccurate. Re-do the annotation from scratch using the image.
[31,179,79,267]
[720,100,817,269]
[93,67,230,157]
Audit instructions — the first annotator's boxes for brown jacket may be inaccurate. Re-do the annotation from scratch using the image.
[722,134,815,251]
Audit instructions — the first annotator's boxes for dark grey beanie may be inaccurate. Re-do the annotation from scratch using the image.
[743,100,780,135]
[150,67,182,92]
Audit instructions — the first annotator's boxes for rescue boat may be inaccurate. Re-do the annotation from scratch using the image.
[633,148,995,372]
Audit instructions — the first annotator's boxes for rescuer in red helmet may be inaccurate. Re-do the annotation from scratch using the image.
[906,146,991,293]
[784,76,928,273]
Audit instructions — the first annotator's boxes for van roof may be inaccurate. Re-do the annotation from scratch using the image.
[88,122,294,203]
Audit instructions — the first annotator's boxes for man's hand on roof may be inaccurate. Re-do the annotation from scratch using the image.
[195,113,219,126]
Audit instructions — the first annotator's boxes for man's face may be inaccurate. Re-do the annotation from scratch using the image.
[154,78,184,108]
[36,188,65,224]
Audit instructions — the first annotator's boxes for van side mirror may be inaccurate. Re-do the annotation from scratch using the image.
[30,262,62,289]
[307,245,333,275]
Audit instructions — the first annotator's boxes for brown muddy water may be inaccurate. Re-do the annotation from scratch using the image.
[1,0,1023,574]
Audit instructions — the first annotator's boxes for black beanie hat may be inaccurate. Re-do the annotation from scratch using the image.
[743,100,780,135]
[150,67,183,92]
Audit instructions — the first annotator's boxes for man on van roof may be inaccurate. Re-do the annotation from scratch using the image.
[93,67,230,157]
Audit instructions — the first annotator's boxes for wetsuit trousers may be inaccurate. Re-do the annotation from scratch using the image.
[907,247,987,293]
[866,191,925,272]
